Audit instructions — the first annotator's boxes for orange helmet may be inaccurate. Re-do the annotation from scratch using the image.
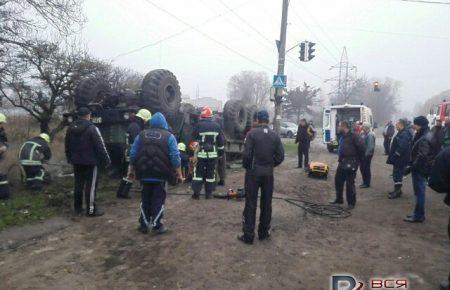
[200,106,213,119]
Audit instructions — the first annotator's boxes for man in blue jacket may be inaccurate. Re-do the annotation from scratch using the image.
[129,112,183,235]
[387,118,412,199]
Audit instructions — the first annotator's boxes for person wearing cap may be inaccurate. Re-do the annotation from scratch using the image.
[403,116,434,223]
[116,108,152,199]
[0,113,9,199]
[178,142,189,180]
[65,107,111,216]
[387,118,413,199]
[359,123,376,188]
[238,110,284,245]
[19,133,52,191]
[191,106,225,200]
[128,112,183,234]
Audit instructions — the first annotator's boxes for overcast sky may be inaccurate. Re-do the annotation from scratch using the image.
[81,0,450,111]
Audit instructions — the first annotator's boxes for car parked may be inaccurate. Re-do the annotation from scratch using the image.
[280,122,298,138]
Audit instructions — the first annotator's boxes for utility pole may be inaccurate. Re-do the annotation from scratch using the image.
[273,0,289,134]
[326,47,357,104]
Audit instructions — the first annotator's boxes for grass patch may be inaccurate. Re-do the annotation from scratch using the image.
[0,194,58,231]
[283,143,297,156]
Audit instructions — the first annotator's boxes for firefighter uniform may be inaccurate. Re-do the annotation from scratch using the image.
[65,107,111,216]
[0,113,9,199]
[239,110,285,244]
[19,134,52,191]
[191,108,225,199]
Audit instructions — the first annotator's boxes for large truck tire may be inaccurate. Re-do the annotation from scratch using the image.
[74,78,112,108]
[141,69,181,116]
[245,105,258,131]
[223,100,248,138]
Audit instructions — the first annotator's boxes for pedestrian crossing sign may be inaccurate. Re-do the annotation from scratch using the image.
[273,74,287,88]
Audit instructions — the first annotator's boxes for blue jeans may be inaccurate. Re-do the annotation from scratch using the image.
[412,171,426,220]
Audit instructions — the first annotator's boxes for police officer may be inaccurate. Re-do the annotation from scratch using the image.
[330,121,366,210]
[387,118,412,199]
[117,108,152,199]
[238,110,285,244]
[403,116,434,223]
[191,106,225,200]
[128,112,183,234]
[0,113,9,199]
[19,133,52,190]
[65,107,111,216]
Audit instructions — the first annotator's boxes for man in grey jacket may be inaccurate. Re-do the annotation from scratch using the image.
[359,123,376,188]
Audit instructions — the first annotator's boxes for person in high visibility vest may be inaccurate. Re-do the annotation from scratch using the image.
[191,106,225,199]
[19,133,52,191]
[0,113,10,199]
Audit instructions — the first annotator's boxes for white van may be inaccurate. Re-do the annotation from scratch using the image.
[322,103,373,152]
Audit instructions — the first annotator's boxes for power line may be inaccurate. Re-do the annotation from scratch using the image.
[112,0,255,60]
[401,0,450,4]
[141,0,273,71]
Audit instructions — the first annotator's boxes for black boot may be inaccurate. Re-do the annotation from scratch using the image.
[237,234,254,245]
[191,193,200,200]
[388,185,402,199]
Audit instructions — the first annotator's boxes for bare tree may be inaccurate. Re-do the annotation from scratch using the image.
[283,82,321,124]
[227,71,270,107]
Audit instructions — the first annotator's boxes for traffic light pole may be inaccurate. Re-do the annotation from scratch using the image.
[273,0,289,134]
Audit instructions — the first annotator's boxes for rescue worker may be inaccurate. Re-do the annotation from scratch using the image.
[191,106,225,200]
[0,113,9,199]
[330,121,365,210]
[295,118,313,170]
[117,108,152,199]
[430,119,444,156]
[382,120,395,155]
[238,110,284,244]
[387,118,412,199]
[359,123,375,188]
[19,133,52,191]
[65,107,111,216]
[403,116,433,223]
[128,112,183,234]
[428,146,450,290]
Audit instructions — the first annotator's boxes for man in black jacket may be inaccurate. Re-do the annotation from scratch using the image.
[387,119,413,199]
[191,106,225,200]
[19,133,52,190]
[295,118,313,169]
[238,110,284,244]
[65,107,111,216]
[331,121,366,210]
[383,120,395,155]
[404,116,433,223]
[0,113,9,199]
[428,147,450,290]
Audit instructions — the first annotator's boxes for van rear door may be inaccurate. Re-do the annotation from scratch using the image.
[323,109,331,143]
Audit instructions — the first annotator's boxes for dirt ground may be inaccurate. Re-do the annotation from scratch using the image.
[0,140,448,290]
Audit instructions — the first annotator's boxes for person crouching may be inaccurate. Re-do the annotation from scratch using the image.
[128,112,184,235]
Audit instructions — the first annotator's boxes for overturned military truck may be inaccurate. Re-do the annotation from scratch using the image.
[64,69,256,177]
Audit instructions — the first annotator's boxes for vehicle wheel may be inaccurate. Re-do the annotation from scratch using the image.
[74,78,112,108]
[245,105,258,131]
[223,100,248,138]
[141,69,181,116]
[287,131,293,139]
[327,144,334,153]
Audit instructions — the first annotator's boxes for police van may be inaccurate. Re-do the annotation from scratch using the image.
[322,103,373,152]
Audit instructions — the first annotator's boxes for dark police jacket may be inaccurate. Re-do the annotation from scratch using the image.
[338,132,366,170]
[65,119,111,167]
[295,125,312,145]
[387,128,412,168]
[192,119,225,159]
[383,123,395,138]
[428,147,450,206]
[19,136,51,166]
[243,125,284,176]
[410,127,433,177]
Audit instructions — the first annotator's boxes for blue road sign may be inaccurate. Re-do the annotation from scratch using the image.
[273,75,287,88]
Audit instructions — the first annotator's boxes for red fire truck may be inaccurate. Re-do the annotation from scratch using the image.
[427,100,450,126]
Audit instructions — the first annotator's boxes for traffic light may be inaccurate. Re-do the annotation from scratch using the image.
[299,42,306,62]
[373,81,380,92]
[308,42,316,61]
